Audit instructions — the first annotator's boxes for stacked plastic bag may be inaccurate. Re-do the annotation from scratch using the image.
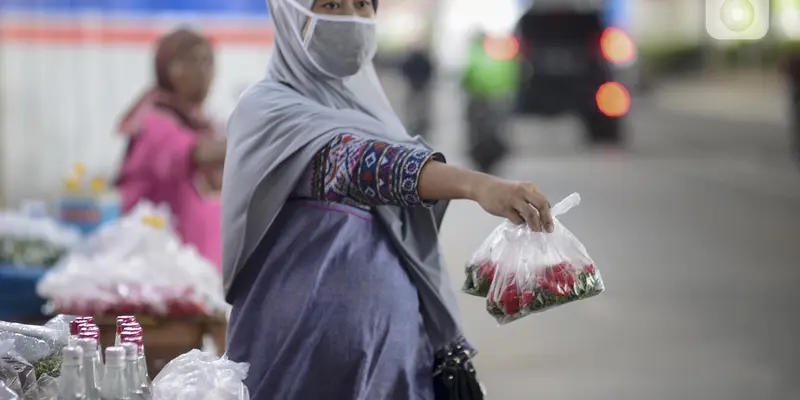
[462,193,605,324]
[0,315,73,400]
[152,350,250,400]
[0,209,80,268]
[36,202,227,317]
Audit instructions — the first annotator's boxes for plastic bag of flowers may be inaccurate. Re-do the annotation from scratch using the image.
[463,193,605,324]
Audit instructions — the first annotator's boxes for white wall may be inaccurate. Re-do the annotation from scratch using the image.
[0,39,273,207]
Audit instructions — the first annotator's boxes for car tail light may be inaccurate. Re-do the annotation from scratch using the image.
[483,35,520,61]
[600,27,635,64]
[595,82,630,117]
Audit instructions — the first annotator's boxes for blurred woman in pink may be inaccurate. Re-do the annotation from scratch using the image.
[115,28,225,272]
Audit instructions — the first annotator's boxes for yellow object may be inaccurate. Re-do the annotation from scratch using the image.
[141,215,166,230]
[64,177,81,194]
[73,163,87,177]
[90,177,107,194]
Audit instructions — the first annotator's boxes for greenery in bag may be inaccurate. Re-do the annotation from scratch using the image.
[33,355,62,379]
[0,237,67,268]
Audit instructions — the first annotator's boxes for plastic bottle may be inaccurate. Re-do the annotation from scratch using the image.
[58,346,86,400]
[99,347,130,400]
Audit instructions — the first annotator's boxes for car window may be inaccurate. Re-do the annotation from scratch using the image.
[517,11,604,44]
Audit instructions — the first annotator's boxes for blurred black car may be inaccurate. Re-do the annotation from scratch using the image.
[514,1,639,145]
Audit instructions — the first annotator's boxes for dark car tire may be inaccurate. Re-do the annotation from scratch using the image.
[581,113,625,146]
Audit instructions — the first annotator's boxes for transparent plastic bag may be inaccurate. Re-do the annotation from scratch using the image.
[0,322,65,363]
[462,220,515,297]
[152,350,250,400]
[21,374,57,400]
[0,382,18,400]
[0,348,35,397]
[462,193,605,324]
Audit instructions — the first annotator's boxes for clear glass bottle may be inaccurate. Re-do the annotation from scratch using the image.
[58,346,86,400]
[120,343,144,399]
[100,347,129,400]
[114,317,137,346]
[78,327,104,367]
[117,323,140,347]
[119,333,150,395]
[68,320,88,347]
[77,338,102,400]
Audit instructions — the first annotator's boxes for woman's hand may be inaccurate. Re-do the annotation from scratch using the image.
[470,175,554,233]
[417,160,554,232]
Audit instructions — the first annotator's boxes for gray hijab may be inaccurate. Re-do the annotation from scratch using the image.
[221,0,463,350]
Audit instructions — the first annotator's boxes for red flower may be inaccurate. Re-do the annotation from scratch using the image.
[499,284,521,315]
[521,291,535,308]
[478,261,497,284]
[583,264,596,275]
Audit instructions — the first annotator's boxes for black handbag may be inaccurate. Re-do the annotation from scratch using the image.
[433,337,485,400]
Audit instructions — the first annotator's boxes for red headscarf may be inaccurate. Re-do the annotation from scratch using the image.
[118,28,213,136]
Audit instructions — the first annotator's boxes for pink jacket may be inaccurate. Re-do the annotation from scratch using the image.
[117,109,222,272]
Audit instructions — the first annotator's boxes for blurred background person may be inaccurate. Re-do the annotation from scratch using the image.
[400,39,435,140]
[461,29,519,173]
[115,28,225,271]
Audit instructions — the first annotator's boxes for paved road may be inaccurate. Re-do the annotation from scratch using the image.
[408,78,800,399]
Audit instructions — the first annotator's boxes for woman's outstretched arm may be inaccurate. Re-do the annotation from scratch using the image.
[418,160,554,233]
[302,133,553,232]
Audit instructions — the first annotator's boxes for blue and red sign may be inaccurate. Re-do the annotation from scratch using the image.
[0,0,269,16]
[0,0,274,44]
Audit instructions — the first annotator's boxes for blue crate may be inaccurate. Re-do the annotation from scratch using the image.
[0,264,49,321]
[57,196,120,235]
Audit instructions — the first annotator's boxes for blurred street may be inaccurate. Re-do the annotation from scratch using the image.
[383,73,800,399]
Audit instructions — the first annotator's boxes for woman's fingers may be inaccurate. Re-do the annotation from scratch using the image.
[505,209,525,225]
[513,200,542,232]
[517,184,552,233]
[532,198,554,233]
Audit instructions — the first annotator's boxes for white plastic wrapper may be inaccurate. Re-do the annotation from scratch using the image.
[152,350,250,400]
[462,193,605,324]
[0,211,81,250]
[36,202,227,317]
[0,322,65,363]
[0,210,81,267]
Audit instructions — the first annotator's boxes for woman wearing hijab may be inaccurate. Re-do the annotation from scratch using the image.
[116,28,225,271]
[222,1,554,398]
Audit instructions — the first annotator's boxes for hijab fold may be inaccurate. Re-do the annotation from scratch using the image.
[221,0,462,350]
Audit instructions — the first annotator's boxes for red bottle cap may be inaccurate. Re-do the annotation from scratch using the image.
[120,333,144,354]
[121,324,143,333]
[76,316,95,324]
[117,321,140,334]
[116,316,136,328]
[78,330,100,340]
[69,320,89,336]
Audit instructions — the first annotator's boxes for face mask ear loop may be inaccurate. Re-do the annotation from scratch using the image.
[302,17,318,50]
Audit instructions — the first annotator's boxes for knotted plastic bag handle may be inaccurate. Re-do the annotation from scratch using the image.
[551,192,581,218]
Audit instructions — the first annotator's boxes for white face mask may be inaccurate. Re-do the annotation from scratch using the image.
[288,0,378,79]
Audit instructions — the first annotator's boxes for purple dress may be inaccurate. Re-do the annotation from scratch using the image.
[225,134,442,400]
